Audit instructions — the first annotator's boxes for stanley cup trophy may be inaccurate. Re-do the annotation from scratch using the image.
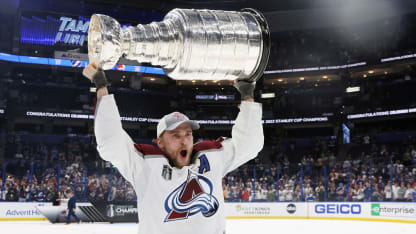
[88,8,270,82]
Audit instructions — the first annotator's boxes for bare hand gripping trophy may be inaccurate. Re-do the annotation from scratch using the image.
[88,8,270,82]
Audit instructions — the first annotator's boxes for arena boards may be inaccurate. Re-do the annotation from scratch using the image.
[0,202,414,224]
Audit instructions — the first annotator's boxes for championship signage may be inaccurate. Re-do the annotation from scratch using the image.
[92,201,138,223]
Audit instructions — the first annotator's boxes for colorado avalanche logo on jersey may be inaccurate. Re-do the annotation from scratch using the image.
[164,170,219,222]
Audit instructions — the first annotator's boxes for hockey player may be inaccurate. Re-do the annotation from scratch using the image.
[82,64,264,234]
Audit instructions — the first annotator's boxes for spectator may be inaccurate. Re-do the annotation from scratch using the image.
[328,184,337,201]
[372,187,383,201]
[363,182,372,202]
[316,185,325,201]
[283,185,294,201]
[6,184,18,201]
[392,182,400,201]
[397,182,407,201]
[384,181,392,201]
[351,184,359,201]
[303,183,312,198]
[336,184,345,201]
[305,187,315,201]
[241,187,249,202]
[266,186,276,202]
[278,186,285,202]
[356,183,365,201]
[404,183,415,202]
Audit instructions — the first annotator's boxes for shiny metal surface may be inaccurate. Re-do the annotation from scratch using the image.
[88,14,123,70]
[88,8,270,81]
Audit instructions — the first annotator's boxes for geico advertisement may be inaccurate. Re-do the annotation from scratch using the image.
[371,203,416,218]
[312,203,363,216]
[0,202,50,218]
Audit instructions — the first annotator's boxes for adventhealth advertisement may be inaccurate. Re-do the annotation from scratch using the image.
[371,203,416,218]
[0,202,51,220]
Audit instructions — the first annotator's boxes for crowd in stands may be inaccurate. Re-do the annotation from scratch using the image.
[222,133,416,202]
[0,131,415,203]
[1,134,135,202]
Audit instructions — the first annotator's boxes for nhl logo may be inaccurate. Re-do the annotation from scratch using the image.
[286,204,296,214]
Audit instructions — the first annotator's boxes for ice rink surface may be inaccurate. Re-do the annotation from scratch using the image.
[1,219,415,234]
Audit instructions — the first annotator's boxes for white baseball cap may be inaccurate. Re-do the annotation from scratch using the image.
[157,112,200,138]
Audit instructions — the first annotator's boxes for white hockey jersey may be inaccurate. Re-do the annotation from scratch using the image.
[94,94,264,234]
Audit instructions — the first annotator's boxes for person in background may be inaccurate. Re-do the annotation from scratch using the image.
[66,190,80,224]
[384,181,392,201]
[397,181,407,201]
[363,182,372,202]
[371,186,383,201]
[404,183,415,201]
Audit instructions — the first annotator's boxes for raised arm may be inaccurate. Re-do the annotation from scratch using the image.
[221,81,264,175]
[82,63,109,98]
[82,64,143,184]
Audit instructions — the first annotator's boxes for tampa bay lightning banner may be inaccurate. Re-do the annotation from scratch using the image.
[20,15,131,47]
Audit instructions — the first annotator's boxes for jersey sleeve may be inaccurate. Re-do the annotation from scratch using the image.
[94,94,144,185]
[220,101,264,176]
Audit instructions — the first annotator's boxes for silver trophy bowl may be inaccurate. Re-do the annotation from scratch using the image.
[88,8,270,82]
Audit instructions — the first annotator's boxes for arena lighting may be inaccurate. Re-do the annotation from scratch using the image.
[24,111,328,124]
[261,93,275,99]
[0,52,165,75]
[0,109,4,114]
[264,62,366,74]
[346,86,360,93]
[381,53,416,62]
[347,108,416,120]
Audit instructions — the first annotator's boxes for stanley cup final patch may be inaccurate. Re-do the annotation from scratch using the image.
[162,165,172,180]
